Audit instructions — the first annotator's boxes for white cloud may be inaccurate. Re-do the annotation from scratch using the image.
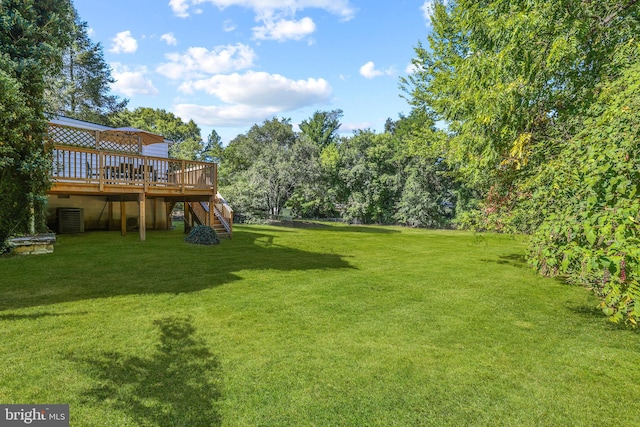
[340,122,372,133]
[174,104,282,127]
[359,61,395,79]
[223,19,236,32]
[156,43,256,79]
[169,0,190,18]
[161,32,178,46]
[111,64,159,96]
[179,71,331,110]
[174,71,332,127]
[253,17,316,41]
[109,30,138,54]
[405,62,418,74]
[170,0,356,22]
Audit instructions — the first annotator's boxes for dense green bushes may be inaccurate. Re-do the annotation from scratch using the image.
[528,63,640,326]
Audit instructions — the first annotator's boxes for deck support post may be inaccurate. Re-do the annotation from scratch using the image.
[184,200,191,233]
[139,192,146,241]
[120,200,126,237]
[209,195,215,227]
[153,198,157,230]
[108,201,113,230]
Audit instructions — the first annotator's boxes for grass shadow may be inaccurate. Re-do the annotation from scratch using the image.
[565,303,640,332]
[268,220,401,234]
[566,303,603,320]
[0,228,355,311]
[67,316,223,426]
[481,253,528,269]
[0,311,88,321]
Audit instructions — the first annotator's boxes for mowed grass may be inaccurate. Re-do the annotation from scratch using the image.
[1,223,638,426]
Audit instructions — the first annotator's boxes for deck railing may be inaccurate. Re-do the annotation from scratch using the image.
[51,145,216,192]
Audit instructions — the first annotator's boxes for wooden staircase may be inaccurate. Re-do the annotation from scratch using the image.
[187,200,232,239]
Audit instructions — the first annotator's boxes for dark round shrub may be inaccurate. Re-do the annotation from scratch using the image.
[184,225,220,245]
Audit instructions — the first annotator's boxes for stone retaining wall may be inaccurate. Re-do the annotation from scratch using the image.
[9,233,56,255]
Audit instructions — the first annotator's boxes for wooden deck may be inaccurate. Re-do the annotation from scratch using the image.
[48,145,232,240]
[50,145,217,199]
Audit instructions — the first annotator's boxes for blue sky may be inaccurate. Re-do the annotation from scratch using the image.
[73,0,436,143]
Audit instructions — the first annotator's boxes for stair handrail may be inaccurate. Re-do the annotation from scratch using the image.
[213,205,232,235]
[215,192,233,236]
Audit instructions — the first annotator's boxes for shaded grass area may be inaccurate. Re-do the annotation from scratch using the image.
[0,223,638,426]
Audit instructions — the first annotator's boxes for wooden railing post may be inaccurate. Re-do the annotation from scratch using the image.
[181,159,186,193]
[213,163,218,196]
[99,151,104,191]
[143,157,148,192]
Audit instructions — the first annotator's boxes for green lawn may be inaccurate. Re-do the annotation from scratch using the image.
[1,223,638,426]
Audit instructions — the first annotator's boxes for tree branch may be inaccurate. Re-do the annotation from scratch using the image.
[601,0,639,26]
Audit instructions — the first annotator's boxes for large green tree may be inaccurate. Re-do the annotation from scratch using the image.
[45,9,127,125]
[201,129,224,163]
[286,110,344,218]
[221,118,313,219]
[298,109,343,148]
[403,0,640,196]
[391,111,458,228]
[334,130,404,224]
[0,0,74,244]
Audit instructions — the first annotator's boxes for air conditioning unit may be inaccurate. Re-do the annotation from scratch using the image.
[57,208,85,234]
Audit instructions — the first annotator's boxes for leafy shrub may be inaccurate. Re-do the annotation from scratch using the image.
[184,225,220,245]
[527,63,640,326]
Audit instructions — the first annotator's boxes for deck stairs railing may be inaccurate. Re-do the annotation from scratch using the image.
[187,197,232,239]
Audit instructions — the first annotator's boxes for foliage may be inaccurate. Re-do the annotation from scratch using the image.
[201,129,224,163]
[334,130,404,223]
[0,0,74,242]
[113,107,204,160]
[219,110,458,226]
[287,110,344,217]
[395,157,456,228]
[528,61,640,326]
[44,8,127,125]
[298,109,343,148]
[184,225,220,245]
[391,109,459,228]
[0,54,31,243]
[220,118,311,218]
[402,0,640,196]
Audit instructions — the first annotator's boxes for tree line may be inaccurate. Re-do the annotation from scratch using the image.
[217,110,457,227]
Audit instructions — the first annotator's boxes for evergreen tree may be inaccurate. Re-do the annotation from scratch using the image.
[0,0,74,242]
[201,130,224,163]
[45,9,127,125]
[299,109,343,148]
